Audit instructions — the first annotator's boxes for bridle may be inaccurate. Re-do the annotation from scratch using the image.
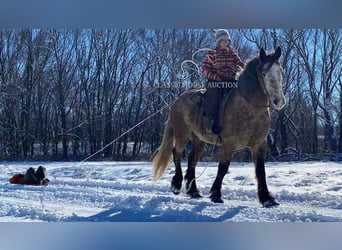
[237,61,281,110]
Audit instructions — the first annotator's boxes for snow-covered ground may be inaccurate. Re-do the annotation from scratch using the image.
[0,161,342,222]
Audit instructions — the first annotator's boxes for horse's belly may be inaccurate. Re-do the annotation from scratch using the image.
[194,132,222,146]
[192,116,269,149]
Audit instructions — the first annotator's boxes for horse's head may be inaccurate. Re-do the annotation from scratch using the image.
[258,46,286,110]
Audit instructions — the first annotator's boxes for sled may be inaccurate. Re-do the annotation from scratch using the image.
[9,174,50,186]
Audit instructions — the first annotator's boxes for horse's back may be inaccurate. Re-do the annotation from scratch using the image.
[176,89,205,104]
[171,89,204,116]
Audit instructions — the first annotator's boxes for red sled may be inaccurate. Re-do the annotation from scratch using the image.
[9,171,50,186]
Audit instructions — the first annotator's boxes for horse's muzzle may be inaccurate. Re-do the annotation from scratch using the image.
[270,96,286,110]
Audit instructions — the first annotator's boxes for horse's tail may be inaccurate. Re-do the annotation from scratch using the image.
[152,118,174,181]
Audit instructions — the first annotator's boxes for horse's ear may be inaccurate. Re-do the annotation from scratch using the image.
[274,46,281,60]
[259,48,267,61]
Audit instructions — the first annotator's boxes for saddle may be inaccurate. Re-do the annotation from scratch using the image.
[190,86,235,135]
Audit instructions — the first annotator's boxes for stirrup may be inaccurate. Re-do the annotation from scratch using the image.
[212,122,221,135]
[203,116,214,134]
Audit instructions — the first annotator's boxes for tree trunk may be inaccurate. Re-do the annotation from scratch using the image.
[338,86,342,152]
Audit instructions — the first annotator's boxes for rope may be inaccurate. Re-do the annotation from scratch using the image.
[179,48,214,80]
[73,99,175,177]
[74,46,213,177]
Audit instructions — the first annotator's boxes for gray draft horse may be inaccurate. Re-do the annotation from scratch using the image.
[152,46,285,207]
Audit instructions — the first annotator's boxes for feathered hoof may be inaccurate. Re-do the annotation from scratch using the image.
[262,199,280,208]
[187,190,203,199]
[210,195,224,203]
[209,190,224,203]
[171,185,181,195]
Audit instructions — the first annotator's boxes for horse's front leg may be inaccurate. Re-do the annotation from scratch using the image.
[185,136,205,198]
[209,161,230,203]
[252,140,279,207]
[209,147,232,203]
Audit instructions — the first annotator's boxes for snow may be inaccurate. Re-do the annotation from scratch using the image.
[0,161,342,222]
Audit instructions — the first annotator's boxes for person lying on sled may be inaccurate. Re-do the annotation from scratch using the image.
[9,166,50,186]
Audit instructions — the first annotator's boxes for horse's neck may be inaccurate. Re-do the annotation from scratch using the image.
[237,70,268,107]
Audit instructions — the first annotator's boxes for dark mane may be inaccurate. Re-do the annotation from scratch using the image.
[237,56,262,98]
[237,50,281,100]
[239,57,260,82]
[240,50,281,78]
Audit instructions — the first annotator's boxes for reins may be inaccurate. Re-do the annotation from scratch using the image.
[237,86,271,109]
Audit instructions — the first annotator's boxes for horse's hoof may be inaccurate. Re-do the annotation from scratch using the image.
[188,191,203,199]
[210,195,224,203]
[171,185,181,195]
[263,199,279,208]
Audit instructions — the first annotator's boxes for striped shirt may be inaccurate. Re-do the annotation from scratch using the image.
[202,47,245,81]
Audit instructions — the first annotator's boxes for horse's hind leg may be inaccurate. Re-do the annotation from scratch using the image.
[171,147,183,194]
[252,140,279,207]
[185,135,205,198]
[171,131,191,195]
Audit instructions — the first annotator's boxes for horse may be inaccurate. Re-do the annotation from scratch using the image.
[152,46,285,207]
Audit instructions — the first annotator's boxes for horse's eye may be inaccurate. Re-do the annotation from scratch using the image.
[262,72,266,78]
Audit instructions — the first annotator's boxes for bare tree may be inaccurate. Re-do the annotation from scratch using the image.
[319,29,341,152]
[0,29,341,160]
[45,29,77,158]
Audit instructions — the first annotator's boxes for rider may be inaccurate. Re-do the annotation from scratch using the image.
[201,29,244,134]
